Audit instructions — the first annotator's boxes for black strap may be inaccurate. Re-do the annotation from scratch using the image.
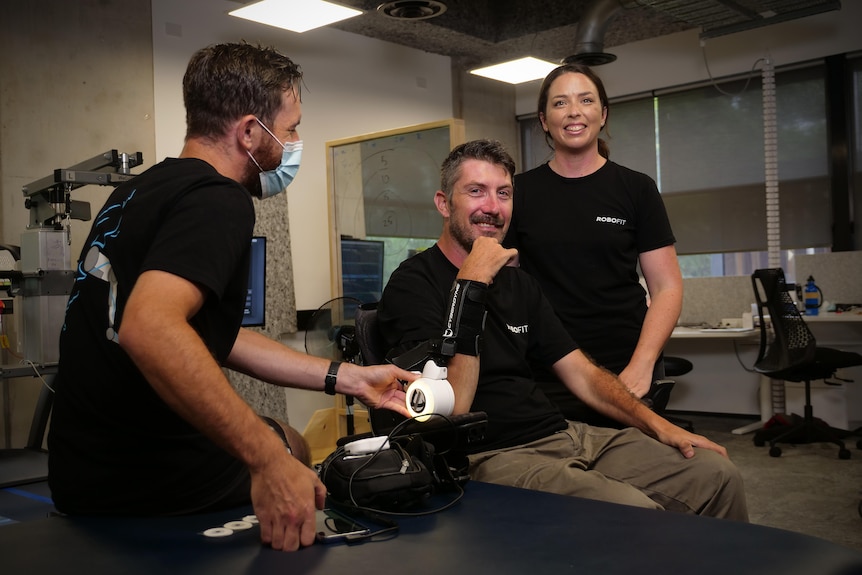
[440,279,488,357]
[325,361,341,395]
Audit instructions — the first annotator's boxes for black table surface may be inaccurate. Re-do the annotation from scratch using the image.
[2,481,861,574]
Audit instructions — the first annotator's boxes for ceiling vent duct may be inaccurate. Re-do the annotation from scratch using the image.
[564,0,638,66]
[377,0,447,20]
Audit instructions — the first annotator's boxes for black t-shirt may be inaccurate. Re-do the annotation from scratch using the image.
[505,161,675,374]
[377,244,572,453]
[48,157,255,515]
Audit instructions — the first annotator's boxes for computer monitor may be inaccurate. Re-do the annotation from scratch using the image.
[242,236,266,327]
[340,237,384,317]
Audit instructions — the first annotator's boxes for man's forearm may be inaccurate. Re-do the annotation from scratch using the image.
[445,353,481,414]
[630,289,680,371]
[556,352,672,437]
[227,328,330,391]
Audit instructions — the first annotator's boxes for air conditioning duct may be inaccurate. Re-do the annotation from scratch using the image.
[564,0,638,66]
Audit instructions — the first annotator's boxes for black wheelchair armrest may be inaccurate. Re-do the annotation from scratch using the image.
[642,379,676,414]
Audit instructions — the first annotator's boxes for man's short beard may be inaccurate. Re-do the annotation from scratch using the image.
[243,162,264,198]
[448,218,475,253]
[244,139,281,197]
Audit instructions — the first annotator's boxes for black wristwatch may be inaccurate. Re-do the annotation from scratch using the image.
[324,361,341,395]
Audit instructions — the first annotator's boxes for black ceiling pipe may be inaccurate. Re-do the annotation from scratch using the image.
[564,0,638,66]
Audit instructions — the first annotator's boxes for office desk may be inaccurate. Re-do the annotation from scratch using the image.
[671,326,758,339]
[2,481,861,574]
[665,314,862,433]
[805,311,862,323]
[665,327,762,417]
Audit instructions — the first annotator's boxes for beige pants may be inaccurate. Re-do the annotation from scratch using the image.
[467,421,748,521]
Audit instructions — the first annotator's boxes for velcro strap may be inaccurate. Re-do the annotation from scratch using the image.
[441,279,488,356]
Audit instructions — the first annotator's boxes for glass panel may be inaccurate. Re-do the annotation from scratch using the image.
[658,77,764,194]
[519,116,553,172]
[327,119,464,300]
[678,247,829,282]
[657,65,829,255]
[367,235,436,288]
[606,98,658,183]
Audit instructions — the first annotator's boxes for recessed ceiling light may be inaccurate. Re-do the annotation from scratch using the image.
[229,0,362,33]
[470,57,559,85]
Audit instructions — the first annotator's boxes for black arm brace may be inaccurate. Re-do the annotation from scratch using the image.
[387,279,489,371]
[441,279,488,356]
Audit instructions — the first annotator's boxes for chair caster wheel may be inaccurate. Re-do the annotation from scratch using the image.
[839,448,851,460]
[754,437,765,447]
[769,446,782,457]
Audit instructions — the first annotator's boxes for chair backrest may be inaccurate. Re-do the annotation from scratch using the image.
[751,268,816,374]
[353,301,412,434]
[354,301,386,366]
[663,356,693,378]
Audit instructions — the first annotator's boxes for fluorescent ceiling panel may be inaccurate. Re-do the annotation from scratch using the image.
[229,0,362,33]
[470,57,559,85]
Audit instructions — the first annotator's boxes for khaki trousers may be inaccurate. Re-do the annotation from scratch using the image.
[467,421,749,521]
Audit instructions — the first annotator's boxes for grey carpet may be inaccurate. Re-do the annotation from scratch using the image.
[679,413,862,552]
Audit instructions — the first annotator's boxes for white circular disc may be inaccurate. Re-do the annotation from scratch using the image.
[224,521,253,531]
[203,527,233,538]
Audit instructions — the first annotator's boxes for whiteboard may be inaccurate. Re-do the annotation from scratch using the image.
[326,119,465,297]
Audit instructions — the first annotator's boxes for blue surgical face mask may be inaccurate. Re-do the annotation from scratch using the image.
[247,118,302,199]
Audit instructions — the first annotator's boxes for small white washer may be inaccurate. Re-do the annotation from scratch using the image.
[224,521,253,531]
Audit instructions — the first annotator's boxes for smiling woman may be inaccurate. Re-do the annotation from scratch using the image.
[519,60,850,283]
[504,63,683,425]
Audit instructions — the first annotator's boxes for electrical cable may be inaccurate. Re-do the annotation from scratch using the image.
[732,338,758,373]
[334,412,467,518]
[699,38,766,97]
[28,360,56,393]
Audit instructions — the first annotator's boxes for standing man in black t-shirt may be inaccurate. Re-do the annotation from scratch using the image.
[378,140,747,520]
[48,42,415,552]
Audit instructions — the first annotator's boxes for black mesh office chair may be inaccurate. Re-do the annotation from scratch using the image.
[750,268,861,459]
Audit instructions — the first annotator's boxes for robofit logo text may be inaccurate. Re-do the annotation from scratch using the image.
[596,216,627,225]
[506,323,529,334]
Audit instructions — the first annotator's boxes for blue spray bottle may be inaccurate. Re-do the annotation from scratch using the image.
[803,275,822,316]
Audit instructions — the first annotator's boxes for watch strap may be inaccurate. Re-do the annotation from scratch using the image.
[324,361,341,395]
